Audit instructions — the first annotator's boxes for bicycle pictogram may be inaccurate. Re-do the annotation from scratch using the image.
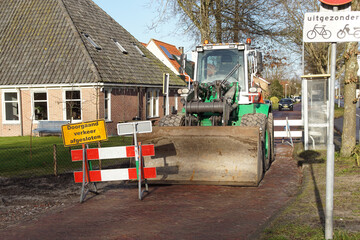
[307,24,332,39]
[337,24,360,39]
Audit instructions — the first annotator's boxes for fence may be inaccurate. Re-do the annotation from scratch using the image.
[0,136,133,179]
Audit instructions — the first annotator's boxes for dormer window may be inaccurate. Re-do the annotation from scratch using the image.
[83,33,102,50]
[113,39,128,54]
[133,43,145,57]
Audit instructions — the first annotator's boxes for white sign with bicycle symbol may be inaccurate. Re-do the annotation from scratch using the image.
[303,11,360,42]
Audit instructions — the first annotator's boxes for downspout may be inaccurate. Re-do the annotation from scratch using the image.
[137,87,143,120]
[18,88,23,136]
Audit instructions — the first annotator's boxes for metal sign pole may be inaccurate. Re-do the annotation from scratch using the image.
[325,6,338,239]
[163,73,170,116]
[132,123,142,200]
[117,121,153,200]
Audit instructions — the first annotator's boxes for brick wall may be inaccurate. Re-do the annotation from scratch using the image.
[0,86,184,137]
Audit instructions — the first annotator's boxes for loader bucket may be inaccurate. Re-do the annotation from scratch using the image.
[138,126,264,186]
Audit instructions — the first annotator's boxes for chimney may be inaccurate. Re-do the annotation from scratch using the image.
[178,47,184,54]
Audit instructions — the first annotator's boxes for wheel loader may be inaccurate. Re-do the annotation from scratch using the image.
[139,41,274,186]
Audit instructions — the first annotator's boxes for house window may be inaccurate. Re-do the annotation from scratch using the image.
[65,90,81,121]
[3,91,19,122]
[147,89,159,118]
[33,92,48,120]
[104,90,111,121]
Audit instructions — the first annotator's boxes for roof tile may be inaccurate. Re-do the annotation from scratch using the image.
[0,0,185,87]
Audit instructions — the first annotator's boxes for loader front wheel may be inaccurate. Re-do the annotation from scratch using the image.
[241,113,268,172]
[158,114,185,127]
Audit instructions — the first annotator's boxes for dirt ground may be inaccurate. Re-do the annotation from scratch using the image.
[0,174,81,229]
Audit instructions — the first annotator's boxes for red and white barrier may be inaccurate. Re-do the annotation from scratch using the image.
[71,144,156,182]
[73,167,156,183]
[71,144,155,161]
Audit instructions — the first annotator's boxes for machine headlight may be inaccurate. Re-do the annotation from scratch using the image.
[249,87,257,93]
[196,46,204,52]
[237,44,245,50]
[178,88,189,95]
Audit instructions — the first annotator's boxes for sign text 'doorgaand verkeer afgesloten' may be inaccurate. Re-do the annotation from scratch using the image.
[62,120,107,147]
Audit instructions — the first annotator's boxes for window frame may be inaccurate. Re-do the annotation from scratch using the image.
[104,89,112,122]
[32,90,48,122]
[63,89,82,122]
[2,90,20,124]
[146,88,159,118]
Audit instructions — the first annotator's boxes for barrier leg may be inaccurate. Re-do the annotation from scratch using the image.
[80,144,87,203]
[80,144,98,203]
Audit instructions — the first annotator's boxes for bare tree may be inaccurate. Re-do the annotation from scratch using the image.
[151,0,286,44]
[340,0,360,157]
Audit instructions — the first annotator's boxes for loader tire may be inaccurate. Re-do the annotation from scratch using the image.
[241,113,268,172]
[268,113,275,163]
[158,114,185,127]
[240,113,267,140]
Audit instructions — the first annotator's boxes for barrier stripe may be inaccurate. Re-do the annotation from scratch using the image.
[74,167,157,183]
[274,131,303,138]
[71,144,155,161]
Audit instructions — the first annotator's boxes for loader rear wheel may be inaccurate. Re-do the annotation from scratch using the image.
[158,114,185,127]
[241,113,268,172]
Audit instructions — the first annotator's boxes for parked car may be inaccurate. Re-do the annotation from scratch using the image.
[278,98,293,111]
[264,99,272,111]
[294,96,301,102]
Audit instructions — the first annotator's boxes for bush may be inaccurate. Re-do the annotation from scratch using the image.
[270,96,279,110]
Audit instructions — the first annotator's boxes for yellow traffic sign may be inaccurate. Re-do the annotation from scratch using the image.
[62,120,108,147]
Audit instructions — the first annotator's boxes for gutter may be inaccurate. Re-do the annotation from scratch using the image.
[0,82,184,89]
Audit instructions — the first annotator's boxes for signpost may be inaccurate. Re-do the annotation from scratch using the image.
[62,119,108,202]
[319,0,352,4]
[163,73,170,115]
[304,1,353,239]
[117,121,153,200]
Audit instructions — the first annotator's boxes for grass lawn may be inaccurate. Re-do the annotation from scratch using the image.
[260,145,360,240]
[0,136,133,178]
[334,105,344,119]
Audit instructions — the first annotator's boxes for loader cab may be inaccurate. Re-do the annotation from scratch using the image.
[195,45,246,92]
[194,43,261,105]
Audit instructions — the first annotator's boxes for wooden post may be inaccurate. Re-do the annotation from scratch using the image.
[53,144,57,176]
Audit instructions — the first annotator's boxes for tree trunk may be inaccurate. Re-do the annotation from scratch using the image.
[214,0,222,43]
[340,0,360,157]
[233,0,239,42]
[200,0,211,43]
[340,41,359,157]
